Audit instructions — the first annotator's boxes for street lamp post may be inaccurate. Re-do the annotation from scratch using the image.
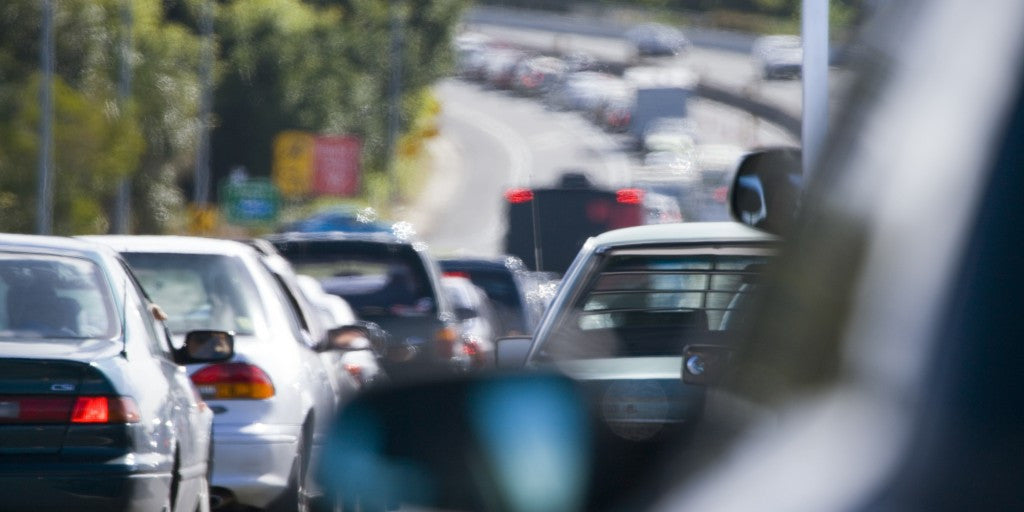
[114,0,133,234]
[37,0,55,235]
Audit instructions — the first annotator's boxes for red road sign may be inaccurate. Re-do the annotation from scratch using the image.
[314,136,361,197]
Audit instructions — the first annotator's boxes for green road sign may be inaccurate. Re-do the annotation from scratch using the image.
[222,179,281,225]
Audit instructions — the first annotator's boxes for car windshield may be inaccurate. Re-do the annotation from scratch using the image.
[0,253,118,340]
[538,251,769,360]
[122,252,264,336]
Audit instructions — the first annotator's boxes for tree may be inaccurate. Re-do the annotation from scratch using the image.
[0,0,201,234]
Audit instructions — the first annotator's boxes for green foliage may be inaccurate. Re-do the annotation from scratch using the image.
[0,0,201,234]
[211,0,470,198]
[0,0,471,233]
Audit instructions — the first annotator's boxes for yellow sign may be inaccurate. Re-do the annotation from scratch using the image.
[187,205,219,235]
[273,131,315,199]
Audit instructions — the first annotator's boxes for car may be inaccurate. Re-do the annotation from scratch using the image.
[512,56,567,97]
[626,23,690,57]
[295,274,386,388]
[0,234,232,512]
[85,236,339,511]
[751,35,803,80]
[439,256,545,337]
[265,231,467,379]
[497,222,776,438]
[441,275,500,369]
[503,173,647,274]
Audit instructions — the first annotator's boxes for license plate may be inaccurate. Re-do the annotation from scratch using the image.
[0,401,19,419]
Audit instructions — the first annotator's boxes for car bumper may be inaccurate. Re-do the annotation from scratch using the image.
[0,457,172,512]
[210,422,301,508]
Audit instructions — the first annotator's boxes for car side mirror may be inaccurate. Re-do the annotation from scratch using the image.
[730,147,802,235]
[317,372,591,512]
[681,344,734,386]
[176,330,235,365]
[495,336,533,369]
[325,322,389,356]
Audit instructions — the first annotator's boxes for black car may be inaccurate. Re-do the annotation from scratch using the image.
[266,232,467,377]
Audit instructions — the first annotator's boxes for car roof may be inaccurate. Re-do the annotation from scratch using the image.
[0,234,113,262]
[80,235,258,257]
[589,222,776,250]
[439,256,525,272]
[265,231,408,245]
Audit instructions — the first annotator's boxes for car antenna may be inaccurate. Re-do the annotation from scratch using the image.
[119,277,129,359]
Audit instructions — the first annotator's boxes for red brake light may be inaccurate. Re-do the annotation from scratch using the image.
[71,396,140,424]
[191,363,275,400]
[343,363,364,382]
[616,188,644,204]
[444,271,471,279]
[505,188,534,204]
[0,396,73,424]
[71,396,108,423]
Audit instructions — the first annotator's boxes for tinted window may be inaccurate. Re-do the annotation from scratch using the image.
[123,253,264,336]
[538,252,768,360]
[0,254,119,339]
[276,242,437,317]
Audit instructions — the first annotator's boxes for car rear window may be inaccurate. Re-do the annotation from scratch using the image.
[123,253,264,336]
[0,253,119,340]
[275,241,437,317]
[540,251,769,360]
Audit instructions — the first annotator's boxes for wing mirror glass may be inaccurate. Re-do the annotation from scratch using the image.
[177,330,235,364]
[325,322,389,356]
[318,372,590,512]
[730,147,802,235]
[495,336,533,369]
[681,344,734,386]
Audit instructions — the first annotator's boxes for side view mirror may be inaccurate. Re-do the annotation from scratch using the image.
[176,330,235,365]
[454,306,478,322]
[730,147,802,235]
[324,322,389,356]
[495,336,533,369]
[681,344,734,386]
[317,372,591,512]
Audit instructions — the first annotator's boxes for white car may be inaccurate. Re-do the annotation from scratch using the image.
[296,274,385,388]
[751,34,803,79]
[85,236,338,511]
[498,223,776,439]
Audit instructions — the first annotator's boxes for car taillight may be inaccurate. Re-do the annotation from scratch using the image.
[71,396,141,424]
[0,395,139,424]
[443,271,471,279]
[462,340,479,357]
[191,363,275,400]
[616,188,644,204]
[505,188,534,204]
[435,326,459,358]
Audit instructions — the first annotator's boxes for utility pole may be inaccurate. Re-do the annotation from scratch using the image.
[386,1,403,207]
[194,0,214,208]
[802,0,829,176]
[37,0,55,235]
[114,0,133,234]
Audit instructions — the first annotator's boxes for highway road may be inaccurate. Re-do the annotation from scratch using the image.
[419,78,796,258]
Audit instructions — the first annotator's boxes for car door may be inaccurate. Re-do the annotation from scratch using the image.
[119,260,212,499]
